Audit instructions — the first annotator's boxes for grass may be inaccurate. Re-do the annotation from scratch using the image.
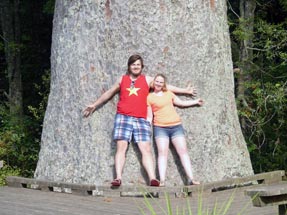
[138,187,258,215]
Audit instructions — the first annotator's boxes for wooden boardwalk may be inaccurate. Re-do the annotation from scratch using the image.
[0,185,277,215]
[2,171,286,215]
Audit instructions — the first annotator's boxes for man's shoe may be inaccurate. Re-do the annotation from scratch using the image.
[111,179,121,187]
[150,179,160,186]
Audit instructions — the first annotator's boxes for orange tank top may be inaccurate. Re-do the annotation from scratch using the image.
[147,91,181,126]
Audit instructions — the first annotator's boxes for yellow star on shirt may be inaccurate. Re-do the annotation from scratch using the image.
[126,87,140,96]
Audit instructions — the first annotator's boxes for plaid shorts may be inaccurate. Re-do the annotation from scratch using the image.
[113,114,152,143]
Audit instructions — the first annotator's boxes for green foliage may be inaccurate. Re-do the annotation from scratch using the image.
[254,20,287,65]
[242,19,287,172]
[27,70,50,122]
[7,42,24,55]
[229,0,287,173]
[43,0,55,14]
[0,161,20,186]
[279,0,287,10]
[0,105,40,177]
[232,17,255,41]
[0,41,4,51]
[239,81,287,173]
[0,70,50,178]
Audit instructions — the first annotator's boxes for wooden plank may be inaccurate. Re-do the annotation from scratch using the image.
[0,185,278,215]
[245,182,287,215]
[6,170,286,198]
[184,170,286,193]
[246,182,287,197]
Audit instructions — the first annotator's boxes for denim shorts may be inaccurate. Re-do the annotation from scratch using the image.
[153,124,184,139]
[113,114,152,143]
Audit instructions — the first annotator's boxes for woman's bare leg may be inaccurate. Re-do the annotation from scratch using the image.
[171,136,200,184]
[155,137,170,185]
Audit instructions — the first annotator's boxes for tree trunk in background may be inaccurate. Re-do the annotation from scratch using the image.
[237,0,256,130]
[35,0,254,185]
[0,0,23,116]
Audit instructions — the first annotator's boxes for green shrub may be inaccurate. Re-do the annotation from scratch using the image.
[0,107,40,177]
[0,161,20,186]
[0,70,49,178]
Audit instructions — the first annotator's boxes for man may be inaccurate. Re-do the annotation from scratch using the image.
[83,54,196,187]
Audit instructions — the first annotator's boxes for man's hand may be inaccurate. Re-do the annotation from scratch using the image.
[83,104,96,117]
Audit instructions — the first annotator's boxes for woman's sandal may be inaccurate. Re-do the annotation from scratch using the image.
[188,179,200,186]
[150,179,160,186]
[111,179,122,187]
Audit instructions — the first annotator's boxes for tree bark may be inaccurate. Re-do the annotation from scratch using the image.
[0,0,23,116]
[35,0,254,185]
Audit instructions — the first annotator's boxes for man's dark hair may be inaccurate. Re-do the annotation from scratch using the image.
[127,54,144,74]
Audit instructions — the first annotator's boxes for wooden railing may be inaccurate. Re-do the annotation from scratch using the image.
[6,170,286,198]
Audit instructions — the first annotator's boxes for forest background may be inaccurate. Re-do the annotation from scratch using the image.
[0,0,286,185]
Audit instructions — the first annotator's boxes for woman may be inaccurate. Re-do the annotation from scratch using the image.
[147,74,203,186]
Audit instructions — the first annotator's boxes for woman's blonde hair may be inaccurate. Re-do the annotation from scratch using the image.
[150,73,168,92]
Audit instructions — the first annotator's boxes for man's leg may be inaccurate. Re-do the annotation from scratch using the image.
[134,118,159,186]
[114,140,128,180]
[137,141,156,181]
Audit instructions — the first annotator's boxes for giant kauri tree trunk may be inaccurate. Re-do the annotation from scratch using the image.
[35,0,254,185]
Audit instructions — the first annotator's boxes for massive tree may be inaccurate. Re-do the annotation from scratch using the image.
[35,0,254,186]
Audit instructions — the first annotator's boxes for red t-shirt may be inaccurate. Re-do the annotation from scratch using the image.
[117,75,149,118]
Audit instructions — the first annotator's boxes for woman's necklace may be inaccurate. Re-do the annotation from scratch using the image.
[153,91,163,96]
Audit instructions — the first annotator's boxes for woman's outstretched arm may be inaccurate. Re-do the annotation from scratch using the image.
[173,96,203,108]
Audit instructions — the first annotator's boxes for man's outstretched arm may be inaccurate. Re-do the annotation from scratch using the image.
[83,77,121,117]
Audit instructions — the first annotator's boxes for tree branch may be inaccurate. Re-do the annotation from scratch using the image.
[227,0,240,18]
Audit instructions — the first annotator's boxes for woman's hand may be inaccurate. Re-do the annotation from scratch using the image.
[196,98,204,106]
